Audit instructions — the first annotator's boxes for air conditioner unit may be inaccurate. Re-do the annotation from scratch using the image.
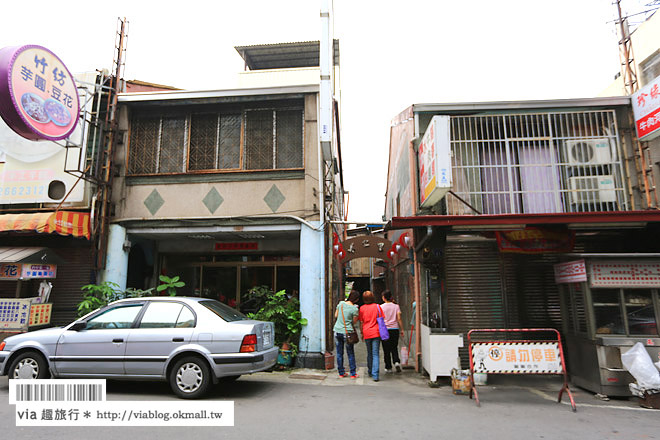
[568,175,617,205]
[565,139,613,165]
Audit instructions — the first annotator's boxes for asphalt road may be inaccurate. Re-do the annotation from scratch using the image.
[0,369,658,440]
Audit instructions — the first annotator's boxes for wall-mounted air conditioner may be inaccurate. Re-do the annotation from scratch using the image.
[568,175,617,204]
[565,139,613,165]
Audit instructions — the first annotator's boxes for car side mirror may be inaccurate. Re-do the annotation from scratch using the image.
[70,321,87,331]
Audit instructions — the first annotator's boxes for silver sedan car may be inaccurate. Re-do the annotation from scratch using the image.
[0,297,277,398]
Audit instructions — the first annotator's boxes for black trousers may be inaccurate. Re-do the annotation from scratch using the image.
[382,329,400,369]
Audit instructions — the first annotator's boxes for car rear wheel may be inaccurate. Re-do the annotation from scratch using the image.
[169,356,211,399]
[9,351,49,379]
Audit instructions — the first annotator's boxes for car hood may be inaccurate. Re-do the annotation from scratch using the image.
[3,327,64,347]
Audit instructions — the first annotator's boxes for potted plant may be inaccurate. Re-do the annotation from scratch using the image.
[247,289,307,367]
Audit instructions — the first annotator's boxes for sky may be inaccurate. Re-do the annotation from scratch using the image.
[1,0,650,222]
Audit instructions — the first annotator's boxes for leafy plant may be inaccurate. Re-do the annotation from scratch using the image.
[240,285,271,314]
[247,289,308,356]
[77,281,123,317]
[156,275,185,296]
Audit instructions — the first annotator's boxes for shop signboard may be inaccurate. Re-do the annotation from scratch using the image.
[0,263,21,279]
[0,263,56,280]
[214,242,258,251]
[632,74,660,141]
[472,342,562,374]
[496,227,575,254]
[0,298,31,330]
[418,115,452,208]
[21,264,56,279]
[29,302,52,326]
[590,260,660,288]
[553,259,587,284]
[0,45,79,141]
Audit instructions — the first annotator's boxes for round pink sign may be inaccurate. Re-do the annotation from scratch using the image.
[0,45,80,141]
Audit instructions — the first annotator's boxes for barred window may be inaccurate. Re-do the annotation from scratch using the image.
[128,106,302,175]
[189,114,241,170]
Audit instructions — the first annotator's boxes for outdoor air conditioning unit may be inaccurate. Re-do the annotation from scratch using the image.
[568,175,617,205]
[565,139,613,165]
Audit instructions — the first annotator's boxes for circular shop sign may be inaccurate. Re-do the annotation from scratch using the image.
[0,45,80,141]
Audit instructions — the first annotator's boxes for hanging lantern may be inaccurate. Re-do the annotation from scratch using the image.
[333,232,340,245]
[399,233,411,248]
[333,243,341,254]
[338,250,345,259]
[394,243,402,253]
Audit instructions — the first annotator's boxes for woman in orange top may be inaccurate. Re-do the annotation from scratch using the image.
[358,291,381,382]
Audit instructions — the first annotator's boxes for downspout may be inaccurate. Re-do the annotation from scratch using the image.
[409,133,424,372]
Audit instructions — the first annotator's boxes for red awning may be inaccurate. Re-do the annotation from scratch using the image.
[0,211,91,239]
[389,211,660,230]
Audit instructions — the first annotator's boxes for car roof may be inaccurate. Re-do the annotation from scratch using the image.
[110,296,208,306]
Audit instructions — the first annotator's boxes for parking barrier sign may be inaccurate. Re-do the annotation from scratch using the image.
[468,328,576,412]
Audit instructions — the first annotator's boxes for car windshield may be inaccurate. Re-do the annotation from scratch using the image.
[199,300,248,322]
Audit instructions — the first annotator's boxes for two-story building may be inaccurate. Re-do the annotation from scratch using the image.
[385,97,660,396]
[101,41,345,368]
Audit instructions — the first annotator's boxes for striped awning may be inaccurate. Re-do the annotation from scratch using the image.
[0,211,90,239]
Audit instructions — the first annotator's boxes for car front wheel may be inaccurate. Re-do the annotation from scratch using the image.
[169,356,212,399]
[9,351,49,379]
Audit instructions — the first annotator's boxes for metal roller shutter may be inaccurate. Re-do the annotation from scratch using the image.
[49,246,95,325]
[445,240,504,367]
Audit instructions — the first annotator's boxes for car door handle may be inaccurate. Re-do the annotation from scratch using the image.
[172,338,184,342]
[112,338,124,343]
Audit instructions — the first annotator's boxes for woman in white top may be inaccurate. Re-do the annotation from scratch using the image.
[380,290,405,373]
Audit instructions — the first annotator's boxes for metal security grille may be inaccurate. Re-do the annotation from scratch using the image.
[128,117,159,174]
[158,116,187,173]
[245,110,274,170]
[219,114,241,169]
[189,114,241,170]
[276,110,303,168]
[129,107,302,174]
[189,113,218,170]
[448,111,628,215]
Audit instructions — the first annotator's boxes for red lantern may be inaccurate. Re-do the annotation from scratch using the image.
[399,233,411,248]
[338,250,345,259]
[333,232,340,245]
[387,250,396,259]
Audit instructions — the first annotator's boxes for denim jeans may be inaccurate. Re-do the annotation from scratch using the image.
[365,337,381,380]
[335,332,356,376]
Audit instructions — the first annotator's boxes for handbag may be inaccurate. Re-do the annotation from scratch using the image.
[341,303,359,344]
[376,304,390,341]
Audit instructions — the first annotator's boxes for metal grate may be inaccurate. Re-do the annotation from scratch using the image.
[219,114,241,169]
[128,117,159,174]
[245,110,274,170]
[158,116,186,173]
[276,110,303,168]
[189,113,218,170]
[448,111,628,214]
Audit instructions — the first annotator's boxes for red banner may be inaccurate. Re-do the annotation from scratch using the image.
[496,227,574,254]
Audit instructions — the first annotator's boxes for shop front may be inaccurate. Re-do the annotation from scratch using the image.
[557,257,660,396]
[122,222,302,314]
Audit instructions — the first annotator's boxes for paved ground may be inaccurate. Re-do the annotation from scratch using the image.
[0,342,657,439]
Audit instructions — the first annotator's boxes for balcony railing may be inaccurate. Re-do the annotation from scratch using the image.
[446,110,629,215]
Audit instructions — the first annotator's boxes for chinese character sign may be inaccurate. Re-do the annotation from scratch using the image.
[0,298,32,330]
[632,75,660,141]
[0,263,21,279]
[417,115,452,208]
[0,45,79,141]
[472,342,562,374]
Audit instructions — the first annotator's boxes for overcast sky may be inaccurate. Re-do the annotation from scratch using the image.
[1,0,648,222]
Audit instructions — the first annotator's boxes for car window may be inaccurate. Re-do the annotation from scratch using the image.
[139,302,185,329]
[86,304,143,330]
[199,299,247,322]
[176,306,196,328]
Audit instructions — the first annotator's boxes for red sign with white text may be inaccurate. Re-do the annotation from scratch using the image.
[214,242,258,251]
[632,76,660,141]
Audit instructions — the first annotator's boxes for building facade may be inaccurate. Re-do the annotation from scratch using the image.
[385,98,660,395]
[101,42,345,367]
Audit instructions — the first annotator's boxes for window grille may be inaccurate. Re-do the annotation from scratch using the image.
[128,106,302,175]
[447,111,628,215]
